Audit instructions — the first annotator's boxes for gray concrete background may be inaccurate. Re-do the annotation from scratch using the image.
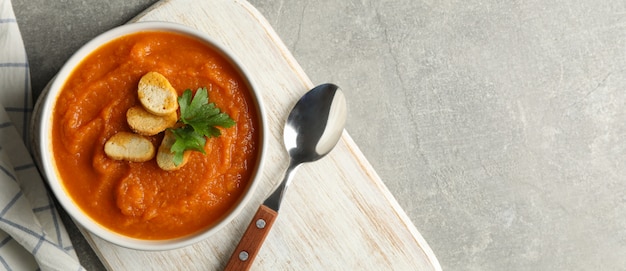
[12,0,626,270]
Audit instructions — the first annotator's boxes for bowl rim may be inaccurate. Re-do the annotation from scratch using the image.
[36,21,267,250]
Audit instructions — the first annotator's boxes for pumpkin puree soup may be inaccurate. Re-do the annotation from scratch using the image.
[52,31,259,240]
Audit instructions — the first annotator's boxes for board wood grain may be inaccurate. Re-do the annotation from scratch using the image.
[80,0,441,270]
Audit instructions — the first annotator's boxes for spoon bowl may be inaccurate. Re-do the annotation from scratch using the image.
[284,84,347,163]
[225,83,347,270]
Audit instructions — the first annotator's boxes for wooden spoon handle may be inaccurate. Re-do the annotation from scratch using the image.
[224,205,278,271]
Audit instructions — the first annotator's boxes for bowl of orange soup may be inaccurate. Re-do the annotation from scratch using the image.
[33,22,266,250]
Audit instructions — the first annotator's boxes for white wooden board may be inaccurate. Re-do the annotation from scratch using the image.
[80,0,441,270]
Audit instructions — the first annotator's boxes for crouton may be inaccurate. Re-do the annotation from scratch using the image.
[104,132,155,162]
[138,72,179,116]
[126,106,178,136]
[157,130,191,171]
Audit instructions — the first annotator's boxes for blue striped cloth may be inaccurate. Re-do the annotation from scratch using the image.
[1,0,84,270]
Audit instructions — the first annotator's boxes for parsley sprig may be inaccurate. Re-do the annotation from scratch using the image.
[170,87,235,165]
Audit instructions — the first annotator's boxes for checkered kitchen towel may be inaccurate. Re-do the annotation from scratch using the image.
[0,0,83,270]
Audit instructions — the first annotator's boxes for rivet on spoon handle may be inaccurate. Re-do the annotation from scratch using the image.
[224,205,278,271]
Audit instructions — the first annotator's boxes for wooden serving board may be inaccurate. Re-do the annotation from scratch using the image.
[81,0,441,270]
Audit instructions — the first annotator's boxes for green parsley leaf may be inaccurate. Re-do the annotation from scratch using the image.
[170,126,206,165]
[169,87,236,165]
[179,88,236,137]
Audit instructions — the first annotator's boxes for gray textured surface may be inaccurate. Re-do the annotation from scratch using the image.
[12,0,626,270]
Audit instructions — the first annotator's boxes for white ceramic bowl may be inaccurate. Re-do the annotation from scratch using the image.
[32,21,266,250]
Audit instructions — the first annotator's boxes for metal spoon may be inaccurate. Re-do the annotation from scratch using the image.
[225,83,347,270]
